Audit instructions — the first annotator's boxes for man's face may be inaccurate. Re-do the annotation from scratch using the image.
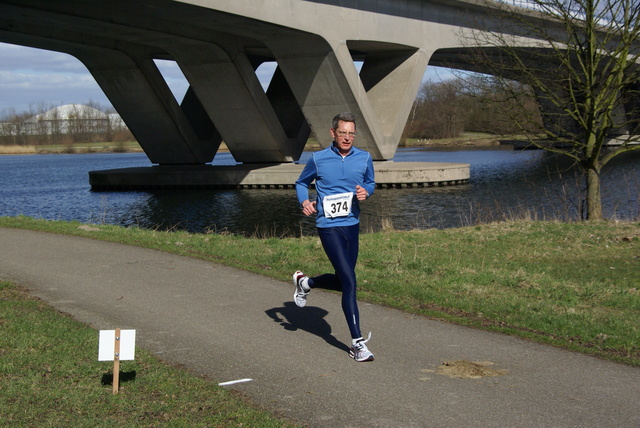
[330,120,356,155]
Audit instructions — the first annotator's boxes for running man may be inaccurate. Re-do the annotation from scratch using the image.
[293,112,376,362]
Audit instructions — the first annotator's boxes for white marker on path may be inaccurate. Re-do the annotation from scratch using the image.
[218,378,253,386]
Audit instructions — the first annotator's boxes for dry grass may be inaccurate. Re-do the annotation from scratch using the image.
[0,145,37,154]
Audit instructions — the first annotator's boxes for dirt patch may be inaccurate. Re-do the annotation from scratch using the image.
[77,225,101,232]
[436,360,508,379]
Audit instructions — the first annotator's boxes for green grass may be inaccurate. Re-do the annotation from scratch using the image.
[0,216,639,424]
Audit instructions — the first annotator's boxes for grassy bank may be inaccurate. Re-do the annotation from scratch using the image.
[1,216,638,367]
[0,142,144,155]
[400,132,508,148]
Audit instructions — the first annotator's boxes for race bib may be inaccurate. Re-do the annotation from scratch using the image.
[323,192,354,218]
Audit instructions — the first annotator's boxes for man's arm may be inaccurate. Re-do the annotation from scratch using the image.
[295,155,318,215]
[360,153,375,198]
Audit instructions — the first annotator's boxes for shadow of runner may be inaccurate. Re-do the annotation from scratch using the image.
[265,302,350,353]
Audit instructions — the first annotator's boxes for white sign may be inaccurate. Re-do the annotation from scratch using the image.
[98,329,136,361]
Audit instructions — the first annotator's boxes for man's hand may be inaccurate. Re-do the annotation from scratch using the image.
[355,185,368,201]
[301,200,317,216]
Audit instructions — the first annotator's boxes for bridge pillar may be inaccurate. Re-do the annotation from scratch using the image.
[180,87,224,154]
[268,35,428,160]
[78,47,218,165]
[165,41,301,163]
[265,65,312,162]
[356,45,430,159]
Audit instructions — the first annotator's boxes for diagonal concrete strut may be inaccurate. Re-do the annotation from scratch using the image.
[269,36,428,160]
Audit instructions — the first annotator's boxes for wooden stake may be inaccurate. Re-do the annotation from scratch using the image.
[112,328,121,394]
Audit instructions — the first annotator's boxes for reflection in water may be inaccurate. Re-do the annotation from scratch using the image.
[0,148,638,236]
[123,189,307,236]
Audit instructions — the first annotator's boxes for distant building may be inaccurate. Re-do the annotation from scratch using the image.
[0,104,127,137]
[108,113,126,130]
[25,104,108,135]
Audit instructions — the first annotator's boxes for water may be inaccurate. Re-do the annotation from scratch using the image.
[0,147,638,236]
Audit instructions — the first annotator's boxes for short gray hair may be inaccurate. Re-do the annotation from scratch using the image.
[332,112,356,130]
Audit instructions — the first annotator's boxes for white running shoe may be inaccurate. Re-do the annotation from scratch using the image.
[349,333,374,362]
[292,270,310,307]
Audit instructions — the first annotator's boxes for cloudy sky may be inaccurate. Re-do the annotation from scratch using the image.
[0,42,451,115]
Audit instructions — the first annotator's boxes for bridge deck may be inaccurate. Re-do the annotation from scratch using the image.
[89,162,470,190]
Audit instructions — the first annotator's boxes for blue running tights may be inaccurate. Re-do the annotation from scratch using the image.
[308,224,361,339]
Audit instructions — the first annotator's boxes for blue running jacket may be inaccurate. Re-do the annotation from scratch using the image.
[296,145,376,228]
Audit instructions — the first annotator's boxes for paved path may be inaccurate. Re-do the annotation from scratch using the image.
[1,228,638,427]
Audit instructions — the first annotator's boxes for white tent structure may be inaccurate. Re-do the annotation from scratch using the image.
[0,104,129,145]
[24,104,111,135]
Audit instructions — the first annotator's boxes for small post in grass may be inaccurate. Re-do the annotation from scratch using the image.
[98,329,136,394]
[112,328,121,394]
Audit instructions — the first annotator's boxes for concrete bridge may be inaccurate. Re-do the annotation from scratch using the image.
[0,0,512,188]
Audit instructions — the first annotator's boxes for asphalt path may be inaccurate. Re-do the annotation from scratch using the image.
[1,228,639,427]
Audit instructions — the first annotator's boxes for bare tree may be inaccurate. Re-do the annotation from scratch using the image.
[460,74,543,134]
[0,108,22,145]
[463,0,640,219]
[405,79,467,139]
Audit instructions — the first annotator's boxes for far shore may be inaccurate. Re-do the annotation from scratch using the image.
[0,134,511,156]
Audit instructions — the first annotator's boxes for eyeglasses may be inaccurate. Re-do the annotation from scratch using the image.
[335,130,356,138]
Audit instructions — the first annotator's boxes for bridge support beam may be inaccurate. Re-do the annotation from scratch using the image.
[165,41,300,163]
[265,66,312,162]
[269,35,429,160]
[358,47,430,158]
[79,48,219,165]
